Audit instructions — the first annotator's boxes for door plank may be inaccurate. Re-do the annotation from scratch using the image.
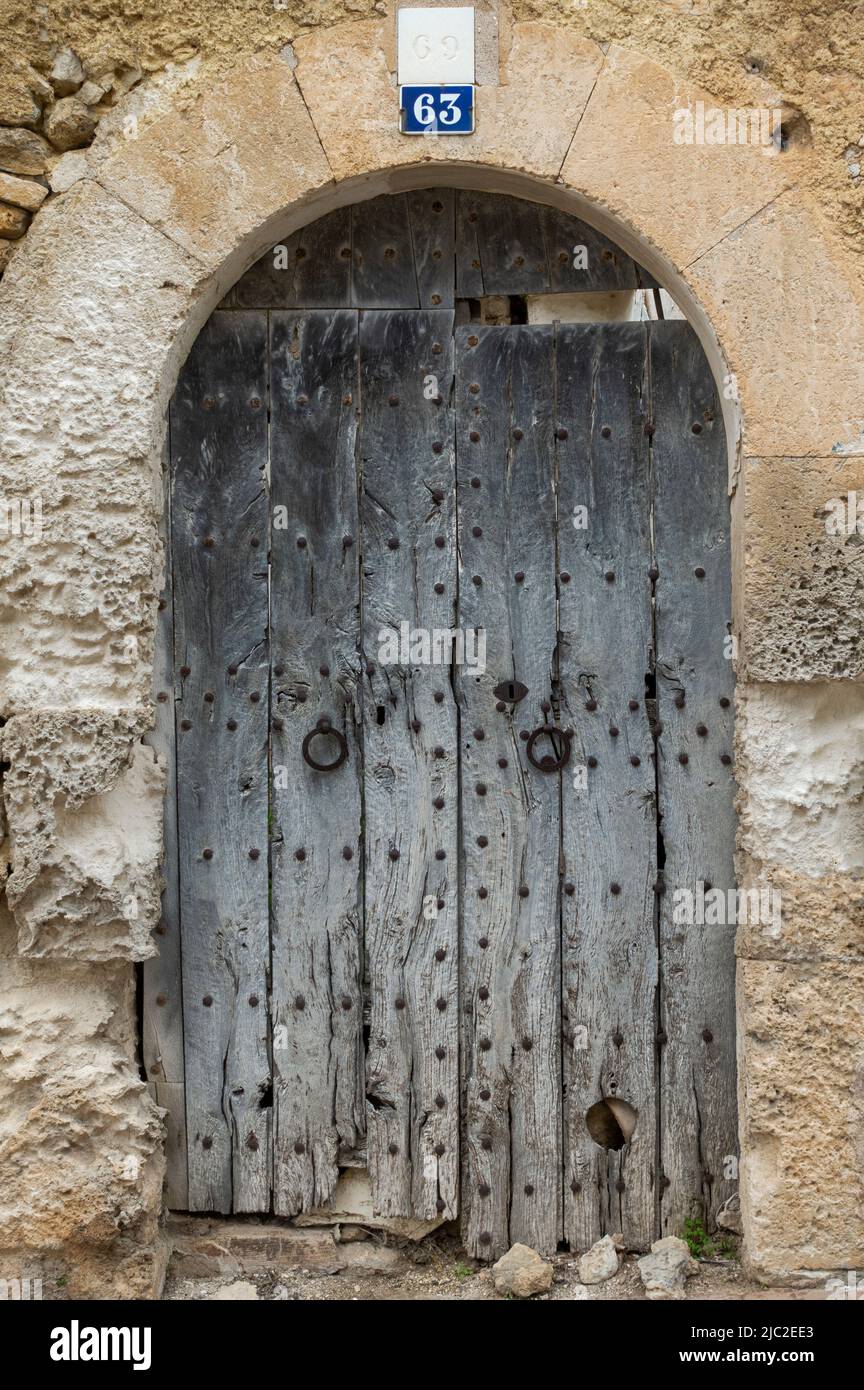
[359,309,459,1219]
[170,309,272,1212]
[143,441,188,1211]
[269,309,366,1215]
[456,324,562,1259]
[407,188,456,309]
[351,195,420,309]
[650,321,738,1236]
[222,208,352,309]
[557,322,658,1252]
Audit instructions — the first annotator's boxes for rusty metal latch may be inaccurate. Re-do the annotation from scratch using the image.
[302,717,349,772]
[526,724,573,774]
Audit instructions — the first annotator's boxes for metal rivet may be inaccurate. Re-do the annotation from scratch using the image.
[297,394,308,406]
[478,1183,491,1198]
[694,566,706,578]
[720,752,732,765]
[432,343,442,355]
[479,1036,492,1052]
[471,476,481,488]
[472,574,482,586]
[477,835,488,847]
[555,428,568,441]
[613,1030,624,1047]
[570,1179,581,1194]
[541,701,551,714]
[434,745,446,758]
[203,536,215,549]
[343,535,353,548]
[513,429,523,441]
[696,723,708,736]
[630,754,641,766]
[519,729,529,742]
[435,536,445,549]
[389,395,399,407]
[609,725,619,737]
[180,718,191,731]
[156,993,167,1006]
[295,848,306,861]
[203,848,213,860]
[248,994,259,1007]
[250,537,259,548]
[472,525,482,538]
[435,1045,446,1061]
[389,848,400,861]
[564,881,575,895]
[610,882,621,895]
[388,537,400,550]
[616,1179,626,1193]
[702,1028,714,1043]
[649,565,660,581]
[249,848,260,861]
[479,1089,491,1102]
[478,887,488,900]
[412,719,422,732]
[434,582,445,594]
[435,947,446,961]
[478,1232,492,1246]
[497,757,509,770]
[180,664,191,677]
[469,430,480,443]
[678,752,689,765]
[274,664,285,677]
[604,571,615,583]
[674,692,686,708]
[719,696,731,709]
[629,699,639,711]
[294,994,305,1010]
[341,996,352,1010]
[297,536,307,549]
[431,486,444,500]
[436,997,447,1012]
[560,571,571,583]
[524,1183,534,1196]
[434,691,445,705]
[585,698,597,712]
[435,849,446,861]
[272,717,283,732]
[481,1135,493,1150]
[388,1142,399,1155]
[433,796,445,809]
[319,664,330,678]
[203,994,213,1007]
[478,986,490,1002]
[601,426,611,439]
[469,383,480,394]
[587,755,598,768]
[202,1136,213,1150]
[435,1093,446,1108]
[395,997,406,1010]
[518,885,529,899]
[692,422,703,434]
[514,571,525,583]
[476,782,487,796]
[468,333,479,345]
[294,1140,305,1154]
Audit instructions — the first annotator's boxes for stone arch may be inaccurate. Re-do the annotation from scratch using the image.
[1,19,863,1296]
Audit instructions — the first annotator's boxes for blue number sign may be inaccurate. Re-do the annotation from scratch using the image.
[400,85,474,135]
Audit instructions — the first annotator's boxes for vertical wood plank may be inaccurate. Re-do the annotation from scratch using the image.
[170,310,271,1213]
[269,309,366,1215]
[455,191,485,300]
[359,309,459,1220]
[221,209,352,309]
[142,438,188,1211]
[557,322,658,1252]
[351,195,420,309]
[407,188,456,308]
[650,321,737,1237]
[456,324,562,1259]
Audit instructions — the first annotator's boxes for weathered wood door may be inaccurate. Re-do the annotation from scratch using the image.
[146,191,737,1257]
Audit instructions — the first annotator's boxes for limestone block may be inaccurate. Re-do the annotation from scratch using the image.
[736,683,864,878]
[0,171,47,212]
[735,865,864,966]
[688,196,864,457]
[0,201,29,239]
[559,45,793,269]
[294,20,604,182]
[43,98,98,152]
[96,53,332,274]
[740,456,864,680]
[737,959,864,1278]
[2,710,164,962]
[0,180,203,711]
[0,908,167,1299]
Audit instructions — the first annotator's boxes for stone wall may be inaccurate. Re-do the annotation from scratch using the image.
[0,1,863,1297]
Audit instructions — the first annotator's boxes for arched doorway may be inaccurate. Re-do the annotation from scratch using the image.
[146,187,737,1260]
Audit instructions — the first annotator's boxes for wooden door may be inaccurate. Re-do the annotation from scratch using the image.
[145,190,737,1258]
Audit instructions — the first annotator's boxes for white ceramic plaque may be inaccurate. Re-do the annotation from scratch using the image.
[397,7,475,86]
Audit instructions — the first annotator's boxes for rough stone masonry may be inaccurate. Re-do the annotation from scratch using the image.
[0,0,863,1297]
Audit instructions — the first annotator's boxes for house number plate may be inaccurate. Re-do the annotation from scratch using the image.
[400,84,474,134]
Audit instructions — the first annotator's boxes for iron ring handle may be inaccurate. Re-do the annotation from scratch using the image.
[301,717,348,772]
[526,724,573,774]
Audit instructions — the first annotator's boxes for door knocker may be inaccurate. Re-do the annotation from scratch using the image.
[526,724,573,774]
[302,717,349,772]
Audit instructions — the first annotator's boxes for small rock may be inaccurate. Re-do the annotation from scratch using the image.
[0,201,29,240]
[210,1279,258,1300]
[48,150,88,194]
[0,127,53,176]
[77,80,109,108]
[849,163,861,178]
[0,171,47,212]
[43,97,98,152]
[50,49,85,97]
[717,1196,743,1236]
[336,1224,371,1243]
[637,1236,698,1302]
[492,1243,554,1299]
[578,1234,619,1285]
[611,1231,626,1250]
[0,241,17,274]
